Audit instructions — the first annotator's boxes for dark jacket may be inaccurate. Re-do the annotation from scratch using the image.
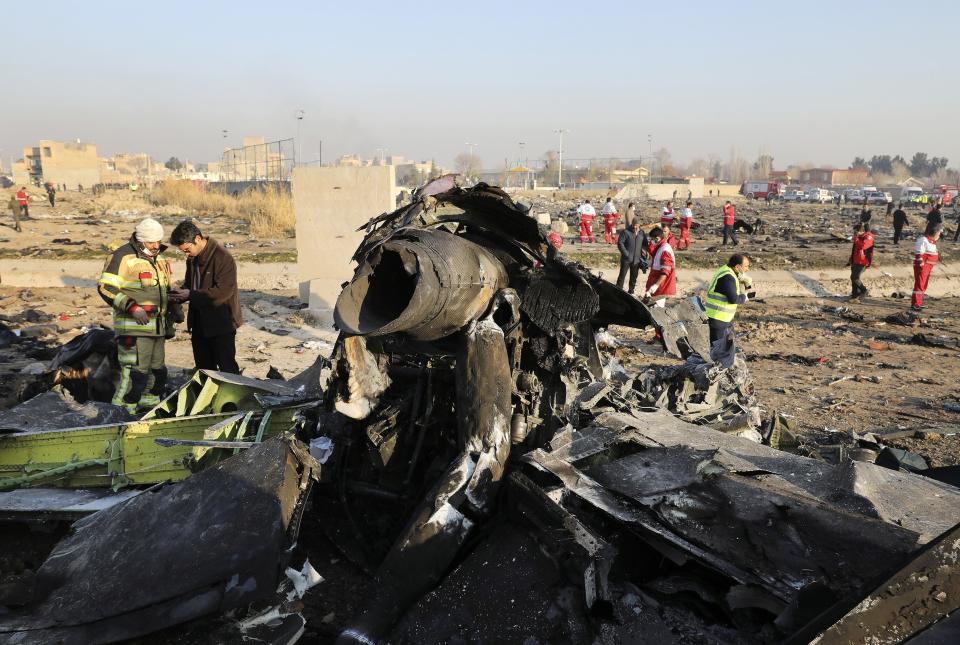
[184,237,242,338]
[617,228,648,264]
[893,208,907,226]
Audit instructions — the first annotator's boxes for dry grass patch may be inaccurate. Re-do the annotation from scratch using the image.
[149,180,294,238]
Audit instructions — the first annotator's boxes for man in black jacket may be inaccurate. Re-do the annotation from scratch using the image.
[615,218,648,294]
[892,202,908,244]
[168,220,243,373]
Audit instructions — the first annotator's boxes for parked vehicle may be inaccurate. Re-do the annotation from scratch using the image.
[845,189,864,203]
[900,186,924,202]
[866,191,888,205]
[783,190,806,202]
[807,188,832,203]
[739,180,782,200]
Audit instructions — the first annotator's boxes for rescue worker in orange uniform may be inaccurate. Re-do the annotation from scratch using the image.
[644,226,677,301]
[577,200,596,243]
[660,201,674,228]
[677,201,694,250]
[912,222,941,311]
[601,197,619,244]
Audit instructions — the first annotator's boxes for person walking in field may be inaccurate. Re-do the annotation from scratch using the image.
[601,197,619,244]
[911,223,941,312]
[577,200,596,244]
[7,194,22,232]
[677,201,693,250]
[660,201,675,228]
[616,218,648,294]
[722,201,738,245]
[848,222,874,300]
[892,202,908,245]
[15,187,29,219]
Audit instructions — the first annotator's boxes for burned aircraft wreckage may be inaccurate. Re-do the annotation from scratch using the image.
[1,177,959,644]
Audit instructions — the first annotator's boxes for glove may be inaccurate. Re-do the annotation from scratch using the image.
[130,305,150,325]
[739,274,753,289]
[645,286,658,298]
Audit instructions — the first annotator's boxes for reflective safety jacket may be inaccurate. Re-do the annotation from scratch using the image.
[704,265,740,323]
[98,234,173,337]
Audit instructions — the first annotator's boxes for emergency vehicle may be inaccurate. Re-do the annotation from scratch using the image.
[739,180,782,200]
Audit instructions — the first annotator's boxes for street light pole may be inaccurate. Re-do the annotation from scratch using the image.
[464,142,477,175]
[554,129,568,188]
[647,134,653,181]
[296,110,305,166]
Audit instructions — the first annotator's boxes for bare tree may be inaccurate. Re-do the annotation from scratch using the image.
[453,153,482,176]
[753,154,774,178]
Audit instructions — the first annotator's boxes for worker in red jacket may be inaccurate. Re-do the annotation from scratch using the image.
[848,222,875,299]
[576,200,596,244]
[660,201,674,228]
[601,198,619,244]
[722,201,738,245]
[547,231,563,250]
[15,187,29,219]
[644,227,677,301]
[912,222,941,311]
[677,201,694,250]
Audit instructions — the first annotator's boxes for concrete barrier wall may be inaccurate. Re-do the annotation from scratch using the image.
[292,166,396,322]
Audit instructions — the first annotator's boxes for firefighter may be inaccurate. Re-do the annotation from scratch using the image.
[97,218,175,413]
[660,201,674,228]
[911,222,941,312]
[703,253,754,367]
[848,222,875,300]
[576,199,596,244]
[601,197,619,244]
[722,201,738,245]
[643,226,676,302]
[677,201,693,250]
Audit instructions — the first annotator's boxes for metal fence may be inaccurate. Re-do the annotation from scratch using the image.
[219,138,295,182]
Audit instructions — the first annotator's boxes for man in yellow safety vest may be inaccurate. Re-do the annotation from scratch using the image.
[703,253,754,366]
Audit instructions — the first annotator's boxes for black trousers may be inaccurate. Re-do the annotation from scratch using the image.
[722,224,738,245]
[191,332,240,374]
[850,264,868,297]
[893,224,903,244]
[616,259,641,293]
[708,319,736,368]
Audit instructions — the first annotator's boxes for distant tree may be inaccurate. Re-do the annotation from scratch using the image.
[868,155,893,175]
[909,152,930,177]
[753,154,774,177]
[850,157,868,170]
[931,156,949,173]
[164,157,184,172]
[890,160,911,182]
[652,147,672,176]
[541,150,560,186]
[453,152,482,176]
[686,157,710,177]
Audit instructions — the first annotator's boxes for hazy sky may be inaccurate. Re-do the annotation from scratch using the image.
[5,0,958,171]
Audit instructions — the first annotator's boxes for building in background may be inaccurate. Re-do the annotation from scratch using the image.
[798,167,870,186]
[12,140,101,188]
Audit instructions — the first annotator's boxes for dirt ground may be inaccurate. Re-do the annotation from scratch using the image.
[608,294,960,467]
[0,188,296,262]
[542,196,960,271]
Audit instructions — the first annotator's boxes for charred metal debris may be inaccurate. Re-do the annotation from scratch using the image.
[0,178,959,644]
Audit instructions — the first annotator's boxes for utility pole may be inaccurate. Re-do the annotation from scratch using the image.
[554,129,568,188]
[295,110,305,166]
[464,142,477,175]
[647,134,653,181]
